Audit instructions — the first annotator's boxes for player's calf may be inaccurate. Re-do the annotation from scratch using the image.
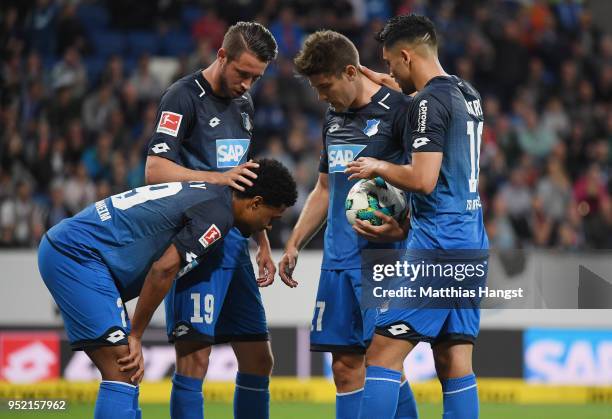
[433,341,478,419]
[230,341,273,419]
[85,346,141,419]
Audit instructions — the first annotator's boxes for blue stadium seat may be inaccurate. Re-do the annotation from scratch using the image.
[76,4,110,32]
[127,31,160,56]
[84,55,108,86]
[181,6,204,27]
[159,30,195,56]
[90,31,125,58]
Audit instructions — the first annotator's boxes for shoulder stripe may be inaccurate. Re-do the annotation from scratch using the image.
[378,92,391,109]
[194,79,206,97]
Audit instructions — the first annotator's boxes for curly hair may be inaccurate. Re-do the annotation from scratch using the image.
[236,158,298,208]
[294,30,359,77]
[376,14,438,50]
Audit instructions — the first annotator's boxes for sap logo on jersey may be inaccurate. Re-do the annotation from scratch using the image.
[524,328,612,385]
[216,139,250,168]
[328,144,367,173]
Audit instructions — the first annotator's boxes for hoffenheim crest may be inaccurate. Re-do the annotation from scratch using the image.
[241,112,252,132]
[363,119,380,137]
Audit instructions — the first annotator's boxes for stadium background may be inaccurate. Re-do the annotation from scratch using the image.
[0,0,611,418]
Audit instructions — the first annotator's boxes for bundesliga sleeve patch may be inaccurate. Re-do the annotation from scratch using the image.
[198,224,222,249]
[156,111,183,137]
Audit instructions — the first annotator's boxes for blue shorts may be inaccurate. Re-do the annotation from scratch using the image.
[38,235,130,351]
[165,240,268,344]
[375,256,487,346]
[310,269,376,354]
[375,307,480,346]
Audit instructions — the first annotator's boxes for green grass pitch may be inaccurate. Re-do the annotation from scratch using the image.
[1,402,610,418]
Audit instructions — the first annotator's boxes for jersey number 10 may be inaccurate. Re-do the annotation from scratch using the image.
[467,121,483,193]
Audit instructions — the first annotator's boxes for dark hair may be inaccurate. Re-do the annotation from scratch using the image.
[222,21,278,63]
[236,158,297,208]
[294,30,359,77]
[375,14,438,50]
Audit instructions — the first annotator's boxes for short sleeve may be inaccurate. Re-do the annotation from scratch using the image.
[147,85,195,163]
[392,95,413,162]
[173,199,232,276]
[408,92,450,153]
[318,121,329,174]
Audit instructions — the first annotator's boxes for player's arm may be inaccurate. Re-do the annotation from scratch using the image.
[347,92,448,194]
[145,84,258,191]
[145,156,260,192]
[347,153,442,194]
[279,173,329,287]
[117,244,181,383]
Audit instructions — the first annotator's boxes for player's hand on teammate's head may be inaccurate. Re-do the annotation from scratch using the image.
[353,211,406,243]
[278,248,299,288]
[345,157,382,180]
[117,335,145,384]
[359,65,401,92]
[221,160,260,192]
[256,249,277,287]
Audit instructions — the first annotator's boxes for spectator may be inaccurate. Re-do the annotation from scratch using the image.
[51,46,87,98]
[62,162,96,214]
[128,54,164,102]
[517,109,557,159]
[82,82,118,133]
[44,180,72,230]
[0,181,43,247]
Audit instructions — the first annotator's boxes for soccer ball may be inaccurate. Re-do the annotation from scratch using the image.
[345,177,408,226]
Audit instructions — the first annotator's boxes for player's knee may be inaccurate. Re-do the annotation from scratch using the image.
[332,354,364,390]
[433,347,473,379]
[237,347,274,376]
[175,347,210,379]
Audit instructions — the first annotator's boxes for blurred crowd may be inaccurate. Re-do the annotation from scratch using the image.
[1,0,610,250]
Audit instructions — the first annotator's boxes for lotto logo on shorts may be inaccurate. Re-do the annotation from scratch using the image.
[216,139,250,168]
[156,111,183,137]
[199,224,222,249]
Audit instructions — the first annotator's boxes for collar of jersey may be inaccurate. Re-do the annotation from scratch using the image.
[196,70,234,103]
[330,86,390,115]
[424,75,456,88]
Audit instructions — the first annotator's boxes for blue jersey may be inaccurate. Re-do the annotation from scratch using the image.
[147,70,254,267]
[319,86,412,269]
[406,76,489,250]
[46,182,233,301]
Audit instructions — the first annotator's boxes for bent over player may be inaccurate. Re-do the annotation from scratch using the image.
[280,31,417,419]
[347,15,489,419]
[145,22,279,419]
[38,159,297,419]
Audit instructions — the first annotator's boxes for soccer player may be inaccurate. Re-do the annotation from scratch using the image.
[145,22,278,419]
[346,15,489,419]
[279,31,418,419]
[38,159,297,419]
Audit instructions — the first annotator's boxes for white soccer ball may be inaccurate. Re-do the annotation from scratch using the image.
[345,177,408,226]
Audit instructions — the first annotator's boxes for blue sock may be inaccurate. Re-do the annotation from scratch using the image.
[234,372,270,419]
[336,387,363,419]
[359,366,402,419]
[94,381,137,419]
[441,374,478,419]
[170,373,204,419]
[396,380,418,418]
